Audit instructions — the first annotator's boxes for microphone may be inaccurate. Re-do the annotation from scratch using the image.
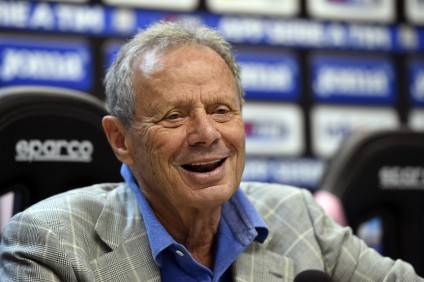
[294,270,332,282]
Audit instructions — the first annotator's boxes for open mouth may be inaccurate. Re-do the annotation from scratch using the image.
[182,158,226,173]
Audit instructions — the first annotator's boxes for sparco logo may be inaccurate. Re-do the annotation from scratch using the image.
[379,166,424,190]
[15,139,93,162]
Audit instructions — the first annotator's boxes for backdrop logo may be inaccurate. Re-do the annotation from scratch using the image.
[236,52,299,101]
[240,63,294,92]
[314,67,389,97]
[311,55,395,104]
[1,48,84,82]
[15,139,93,162]
[245,121,288,138]
[243,103,304,156]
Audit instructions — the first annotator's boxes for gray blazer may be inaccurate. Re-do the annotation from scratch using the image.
[1,182,422,281]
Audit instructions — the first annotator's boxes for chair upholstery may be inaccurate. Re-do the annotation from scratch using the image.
[318,129,424,276]
[0,86,122,221]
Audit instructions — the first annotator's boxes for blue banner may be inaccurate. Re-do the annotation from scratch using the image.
[0,38,92,90]
[311,55,396,104]
[243,157,324,189]
[0,1,106,35]
[1,1,424,53]
[236,52,299,101]
[409,60,424,106]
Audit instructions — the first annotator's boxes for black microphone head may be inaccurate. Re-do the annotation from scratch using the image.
[294,270,332,282]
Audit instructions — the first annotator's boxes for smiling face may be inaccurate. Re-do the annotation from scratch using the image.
[125,44,245,211]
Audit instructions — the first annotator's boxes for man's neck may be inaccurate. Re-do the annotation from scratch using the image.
[152,200,222,269]
[184,208,221,268]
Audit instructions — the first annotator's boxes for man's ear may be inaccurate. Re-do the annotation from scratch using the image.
[102,115,134,166]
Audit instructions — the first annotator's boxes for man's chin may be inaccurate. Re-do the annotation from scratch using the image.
[184,182,238,207]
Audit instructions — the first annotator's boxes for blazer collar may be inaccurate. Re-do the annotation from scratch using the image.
[92,183,161,281]
[94,184,142,248]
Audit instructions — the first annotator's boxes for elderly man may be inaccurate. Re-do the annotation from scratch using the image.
[1,22,422,282]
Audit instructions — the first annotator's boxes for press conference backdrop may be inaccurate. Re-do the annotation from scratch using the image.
[0,1,423,205]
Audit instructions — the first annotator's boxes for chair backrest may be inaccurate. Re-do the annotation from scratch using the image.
[0,86,122,217]
[319,129,424,276]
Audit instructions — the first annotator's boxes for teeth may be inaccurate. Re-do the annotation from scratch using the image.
[182,158,226,173]
[190,160,220,166]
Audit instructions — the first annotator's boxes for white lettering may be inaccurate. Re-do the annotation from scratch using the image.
[218,17,264,43]
[327,23,347,47]
[243,159,324,188]
[29,2,54,29]
[56,4,104,33]
[15,139,93,162]
[111,9,135,33]
[240,63,293,92]
[1,49,84,82]
[379,166,424,190]
[314,66,389,97]
[349,25,391,50]
[243,160,269,181]
[267,20,324,46]
[272,159,324,186]
[0,2,29,27]
[398,26,418,50]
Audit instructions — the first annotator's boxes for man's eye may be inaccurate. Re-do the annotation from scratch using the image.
[212,106,233,122]
[160,112,185,128]
[215,106,230,114]
[166,113,181,120]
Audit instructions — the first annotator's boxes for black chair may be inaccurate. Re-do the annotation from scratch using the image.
[0,86,122,223]
[318,129,424,276]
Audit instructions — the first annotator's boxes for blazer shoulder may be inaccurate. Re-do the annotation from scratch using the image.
[239,181,319,230]
[240,181,310,206]
[8,182,128,231]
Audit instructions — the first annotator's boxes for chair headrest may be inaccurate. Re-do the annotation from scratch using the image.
[0,86,122,208]
[320,129,424,215]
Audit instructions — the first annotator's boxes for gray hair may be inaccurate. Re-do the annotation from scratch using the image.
[104,21,244,128]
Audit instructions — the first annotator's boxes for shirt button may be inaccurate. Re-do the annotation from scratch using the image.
[175,250,184,257]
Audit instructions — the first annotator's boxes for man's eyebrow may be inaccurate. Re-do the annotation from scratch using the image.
[203,94,241,108]
[146,99,190,115]
[145,91,239,114]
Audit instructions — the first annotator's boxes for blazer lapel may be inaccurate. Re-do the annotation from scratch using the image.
[90,185,161,281]
[88,184,295,281]
[233,241,295,282]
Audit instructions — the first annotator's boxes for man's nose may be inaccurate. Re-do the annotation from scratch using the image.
[187,111,220,147]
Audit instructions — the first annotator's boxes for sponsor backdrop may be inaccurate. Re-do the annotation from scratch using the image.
[1,0,424,191]
[0,37,92,90]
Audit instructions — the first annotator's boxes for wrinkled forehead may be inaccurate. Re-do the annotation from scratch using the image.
[130,44,240,114]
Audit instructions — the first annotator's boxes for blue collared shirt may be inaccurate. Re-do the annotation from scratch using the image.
[121,164,268,282]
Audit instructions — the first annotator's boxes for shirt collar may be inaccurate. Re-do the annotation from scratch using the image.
[121,164,175,264]
[120,164,269,261]
[223,189,268,244]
